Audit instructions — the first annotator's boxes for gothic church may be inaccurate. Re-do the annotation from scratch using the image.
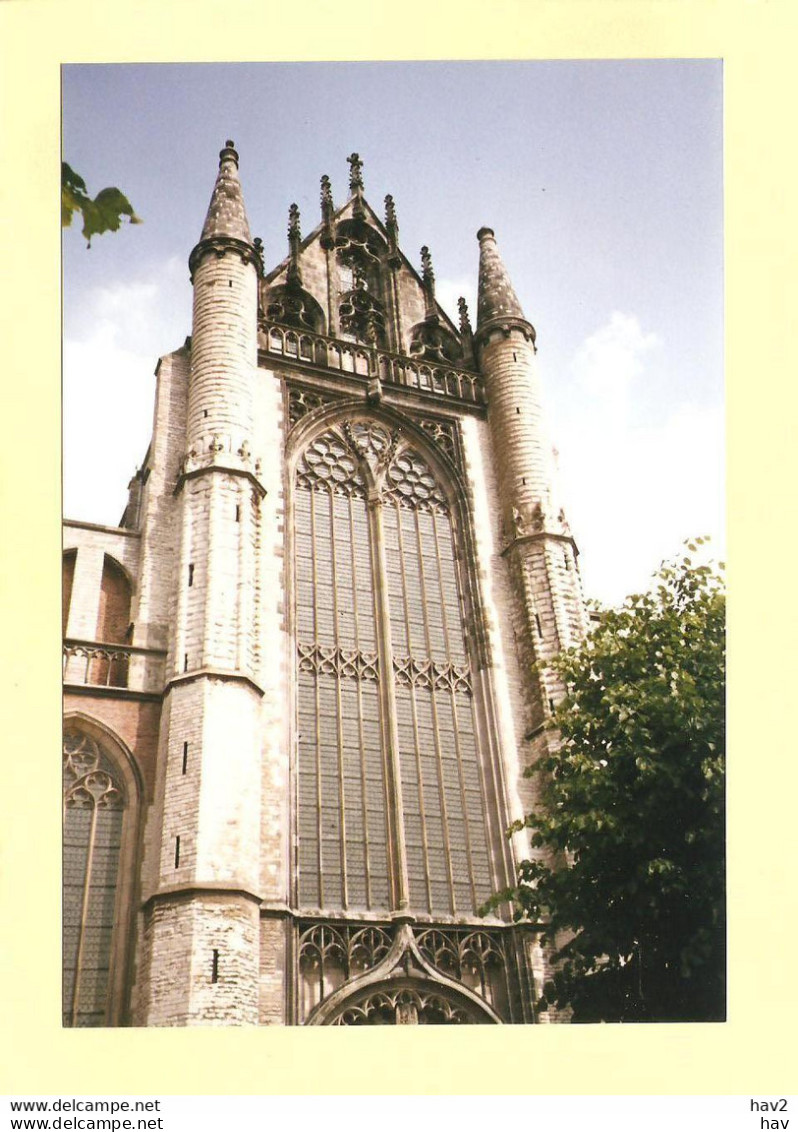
[62,143,589,1026]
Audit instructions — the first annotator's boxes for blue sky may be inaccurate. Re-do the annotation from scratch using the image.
[63,61,723,606]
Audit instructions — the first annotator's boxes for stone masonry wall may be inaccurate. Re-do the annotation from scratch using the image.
[134,348,191,652]
[138,894,259,1026]
[252,365,290,909]
[188,254,257,456]
[259,915,288,1025]
[459,416,539,850]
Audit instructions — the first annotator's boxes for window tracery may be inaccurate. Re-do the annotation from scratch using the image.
[293,418,497,923]
[298,921,393,1020]
[416,927,509,1015]
[63,729,127,1027]
[408,319,462,365]
[338,286,387,347]
[334,221,388,347]
[296,918,514,1024]
[263,283,326,334]
[383,448,448,512]
[287,386,331,429]
[417,417,458,464]
[295,433,364,496]
[329,988,475,1026]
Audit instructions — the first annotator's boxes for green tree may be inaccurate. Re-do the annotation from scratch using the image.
[62,162,141,246]
[496,543,725,1022]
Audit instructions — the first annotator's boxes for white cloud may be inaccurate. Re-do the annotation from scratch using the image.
[571,310,661,405]
[63,259,191,525]
[557,312,724,606]
[558,398,724,607]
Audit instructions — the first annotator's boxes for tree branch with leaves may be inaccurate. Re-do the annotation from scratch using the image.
[489,542,726,1022]
[62,163,141,247]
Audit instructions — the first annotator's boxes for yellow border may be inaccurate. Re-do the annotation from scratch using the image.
[1,0,796,1096]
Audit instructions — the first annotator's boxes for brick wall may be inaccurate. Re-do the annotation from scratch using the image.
[63,522,140,641]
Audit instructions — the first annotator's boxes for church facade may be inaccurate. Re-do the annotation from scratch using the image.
[62,144,589,1026]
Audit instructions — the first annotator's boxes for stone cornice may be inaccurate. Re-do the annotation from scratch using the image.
[173,462,267,499]
[63,684,163,704]
[63,519,141,538]
[142,883,262,911]
[188,234,260,281]
[165,667,265,697]
[501,530,579,558]
[474,316,537,351]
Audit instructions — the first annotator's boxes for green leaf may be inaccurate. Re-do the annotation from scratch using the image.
[498,545,726,1022]
[62,163,141,246]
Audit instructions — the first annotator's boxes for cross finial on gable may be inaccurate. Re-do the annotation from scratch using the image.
[348,152,364,195]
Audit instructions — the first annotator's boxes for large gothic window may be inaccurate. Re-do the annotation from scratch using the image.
[293,418,496,918]
[63,729,127,1027]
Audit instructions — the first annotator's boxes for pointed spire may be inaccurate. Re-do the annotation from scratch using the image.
[385,195,400,267]
[458,296,473,337]
[320,175,334,223]
[320,174,335,249]
[476,227,534,343]
[287,203,302,288]
[348,152,364,195]
[348,153,365,219]
[198,140,252,244]
[458,297,475,368]
[420,246,438,322]
[385,194,398,242]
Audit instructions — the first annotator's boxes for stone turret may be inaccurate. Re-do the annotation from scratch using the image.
[475,227,589,740]
[137,142,264,1026]
[186,140,260,460]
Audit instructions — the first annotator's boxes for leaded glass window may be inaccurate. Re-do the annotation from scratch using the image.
[294,418,497,918]
[63,729,126,1027]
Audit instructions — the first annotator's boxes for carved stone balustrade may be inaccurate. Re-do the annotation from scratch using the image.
[259,320,485,406]
[63,639,167,695]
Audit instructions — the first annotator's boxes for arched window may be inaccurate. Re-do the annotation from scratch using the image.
[96,556,132,643]
[293,417,498,919]
[63,728,130,1027]
[90,557,132,686]
[62,550,76,637]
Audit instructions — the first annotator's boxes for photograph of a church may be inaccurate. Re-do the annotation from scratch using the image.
[63,138,594,1026]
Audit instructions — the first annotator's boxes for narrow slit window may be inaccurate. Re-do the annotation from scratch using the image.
[182,742,188,775]
[211,949,220,983]
[174,836,181,868]
[188,563,194,587]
